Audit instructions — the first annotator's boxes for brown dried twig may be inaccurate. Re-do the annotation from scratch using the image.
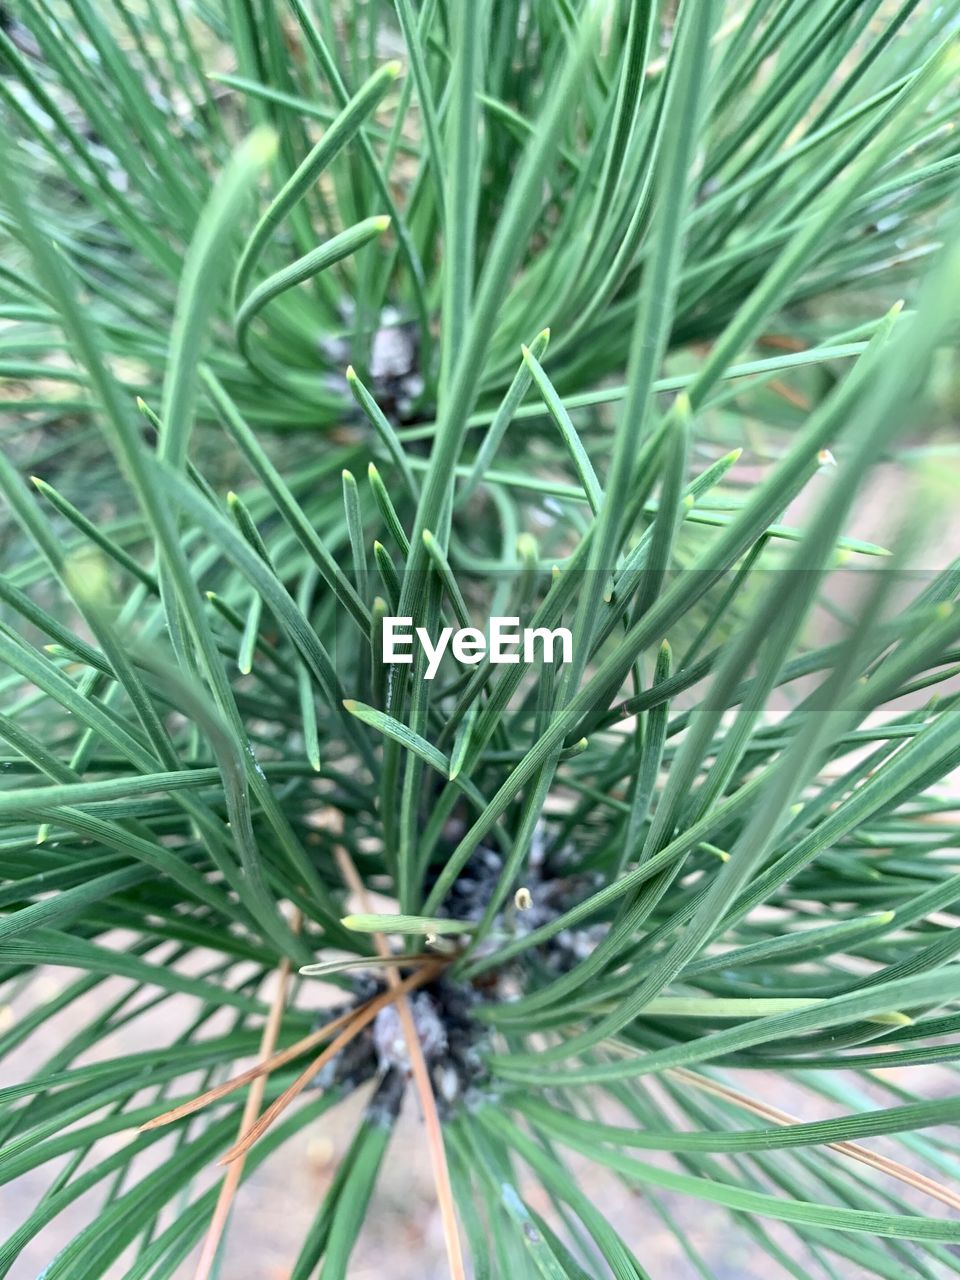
[219,959,445,1165]
[332,839,467,1280]
[192,909,301,1280]
[139,1003,363,1133]
[670,1066,960,1214]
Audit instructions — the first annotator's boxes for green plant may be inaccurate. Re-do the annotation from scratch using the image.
[2,1,960,1277]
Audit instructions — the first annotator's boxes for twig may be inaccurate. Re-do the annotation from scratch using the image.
[332,838,467,1280]
[219,960,444,1164]
[767,378,811,410]
[139,1004,364,1132]
[193,909,301,1280]
[670,1066,960,1214]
